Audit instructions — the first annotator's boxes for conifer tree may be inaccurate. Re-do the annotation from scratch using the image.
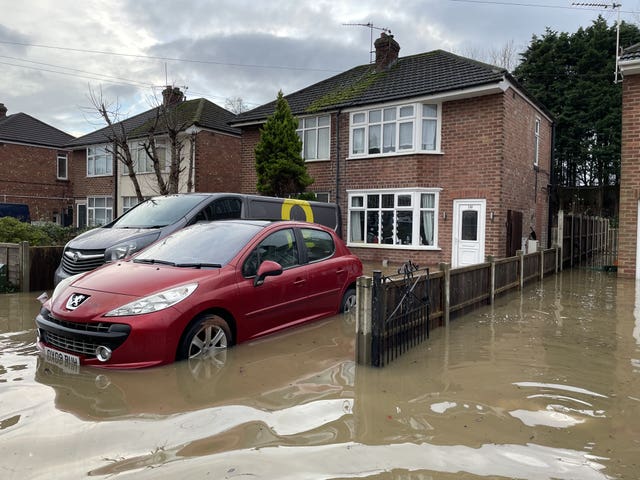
[255,91,313,197]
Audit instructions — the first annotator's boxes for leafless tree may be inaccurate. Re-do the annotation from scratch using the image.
[456,39,520,71]
[225,96,249,114]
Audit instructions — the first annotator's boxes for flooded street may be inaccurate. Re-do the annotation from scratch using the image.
[1,268,639,479]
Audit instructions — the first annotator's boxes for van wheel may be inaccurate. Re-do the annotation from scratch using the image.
[340,288,357,313]
[178,314,232,360]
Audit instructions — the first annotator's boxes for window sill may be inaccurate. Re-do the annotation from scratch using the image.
[304,158,331,163]
[87,173,113,178]
[347,242,441,251]
[347,150,444,160]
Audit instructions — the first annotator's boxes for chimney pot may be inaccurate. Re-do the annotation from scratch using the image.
[374,33,400,72]
[0,103,7,118]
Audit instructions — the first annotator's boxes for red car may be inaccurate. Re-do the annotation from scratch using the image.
[35,220,362,369]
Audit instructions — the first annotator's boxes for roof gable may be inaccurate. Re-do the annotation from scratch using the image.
[0,112,75,148]
[67,98,239,148]
[234,50,508,124]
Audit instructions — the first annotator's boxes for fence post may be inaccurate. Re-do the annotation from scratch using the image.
[517,250,524,289]
[355,275,373,366]
[19,241,30,293]
[439,263,450,326]
[486,255,496,305]
[555,245,559,274]
[371,270,383,367]
[557,210,564,272]
[539,249,544,280]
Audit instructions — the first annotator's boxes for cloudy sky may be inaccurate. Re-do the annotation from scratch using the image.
[2,0,639,137]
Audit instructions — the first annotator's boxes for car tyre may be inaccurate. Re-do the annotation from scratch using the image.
[340,287,357,313]
[178,314,232,360]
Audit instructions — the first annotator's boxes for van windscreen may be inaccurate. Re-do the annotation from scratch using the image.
[112,196,206,228]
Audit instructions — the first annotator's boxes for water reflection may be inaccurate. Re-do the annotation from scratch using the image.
[1,270,640,479]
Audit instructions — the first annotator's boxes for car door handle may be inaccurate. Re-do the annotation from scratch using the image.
[293,278,306,286]
[336,268,345,274]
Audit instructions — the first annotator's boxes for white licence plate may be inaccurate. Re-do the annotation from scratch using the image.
[44,346,80,373]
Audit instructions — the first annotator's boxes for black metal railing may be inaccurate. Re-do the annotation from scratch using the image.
[371,261,430,367]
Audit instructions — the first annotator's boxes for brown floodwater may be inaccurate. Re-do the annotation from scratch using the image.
[1,268,639,479]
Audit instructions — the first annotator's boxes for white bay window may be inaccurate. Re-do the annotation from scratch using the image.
[347,189,440,249]
[350,103,440,157]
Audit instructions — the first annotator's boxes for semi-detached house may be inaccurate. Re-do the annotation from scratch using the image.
[232,33,553,268]
[65,87,240,227]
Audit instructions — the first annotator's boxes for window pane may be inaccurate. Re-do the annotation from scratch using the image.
[298,119,303,129]
[367,194,379,208]
[383,108,396,121]
[353,128,365,154]
[369,110,381,123]
[318,116,330,127]
[302,228,335,262]
[461,211,478,241]
[305,117,317,128]
[381,194,394,208]
[351,196,364,208]
[423,104,437,118]
[350,211,364,242]
[367,211,379,243]
[399,122,413,150]
[398,194,411,207]
[397,211,413,244]
[368,125,381,154]
[381,211,394,244]
[353,112,365,124]
[317,127,329,159]
[383,123,395,152]
[304,129,317,159]
[422,119,437,150]
[421,193,435,208]
[399,105,414,117]
[420,211,434,245]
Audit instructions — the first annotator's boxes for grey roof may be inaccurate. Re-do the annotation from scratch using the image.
[67,98,240,148]
[233,50,510,124]
[620,43,640,62]
[0,112,75,148]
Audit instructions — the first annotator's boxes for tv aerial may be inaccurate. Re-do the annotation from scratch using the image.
[343,22,392,63]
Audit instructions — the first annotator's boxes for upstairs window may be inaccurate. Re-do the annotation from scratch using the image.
[127,140,168,174]
[297,116,330,161]
[87,145,113,177]
[57,153,68,180]
[350,103,440,157]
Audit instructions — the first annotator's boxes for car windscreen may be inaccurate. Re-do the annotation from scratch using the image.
[112,196,207,228]
[134,222,263,266]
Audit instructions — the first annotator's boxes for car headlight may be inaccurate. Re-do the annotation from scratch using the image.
[104,283,198,317]
[105,233,160,262]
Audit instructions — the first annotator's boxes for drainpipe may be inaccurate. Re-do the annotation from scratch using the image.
[335,109,342,237]
[547,122,556,248]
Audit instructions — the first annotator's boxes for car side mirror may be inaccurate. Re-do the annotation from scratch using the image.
[254,260,283,287]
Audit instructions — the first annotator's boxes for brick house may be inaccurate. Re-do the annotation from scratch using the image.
[0,103,75,224]
[65,87,241,227]
[617,45,640,278]
[232,34,553,267]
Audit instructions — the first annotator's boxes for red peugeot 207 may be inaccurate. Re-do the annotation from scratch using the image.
[35,220,363,369]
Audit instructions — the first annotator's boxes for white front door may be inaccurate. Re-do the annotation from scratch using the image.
[452,199,486,268]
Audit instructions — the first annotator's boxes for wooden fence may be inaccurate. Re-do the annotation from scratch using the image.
[0,242,63,293]
[356,212,613,366]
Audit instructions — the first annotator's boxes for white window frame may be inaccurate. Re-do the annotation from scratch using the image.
[534,117,541,167]
[87,144,113,177]
[349,102,441,158]
[87,196,113,227]
[346,188,441,250]
[121,196,143,214]
[297,115,331,161]
[56,153,68,180]
[126,140,169,175]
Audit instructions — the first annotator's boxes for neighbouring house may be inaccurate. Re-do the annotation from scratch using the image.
[0,103,75,224]
[232,33,553,268]
[617,45,640,278]
[65,87,241,227]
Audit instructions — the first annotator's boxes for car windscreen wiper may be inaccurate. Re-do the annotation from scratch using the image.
[175,263,222,269]
[133,258,177,266]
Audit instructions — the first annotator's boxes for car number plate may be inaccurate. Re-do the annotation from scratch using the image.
[44,346,80,373]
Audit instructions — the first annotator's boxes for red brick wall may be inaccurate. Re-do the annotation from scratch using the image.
[0,143,73,222]
[70,148,114,197]
[618,74,640,278]
[194,130,242,192]
[238,90,551,268]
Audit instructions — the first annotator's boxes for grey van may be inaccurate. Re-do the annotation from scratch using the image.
[54,193,340,285]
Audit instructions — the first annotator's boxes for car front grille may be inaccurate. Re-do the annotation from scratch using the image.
[37,310,131,358]
[61,248,105,275]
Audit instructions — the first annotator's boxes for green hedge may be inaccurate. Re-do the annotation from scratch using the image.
[0,217,80,246]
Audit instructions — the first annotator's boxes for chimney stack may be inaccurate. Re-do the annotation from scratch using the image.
[162,86,185,107]
[374,33,400,72]
[0,103,7,119]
